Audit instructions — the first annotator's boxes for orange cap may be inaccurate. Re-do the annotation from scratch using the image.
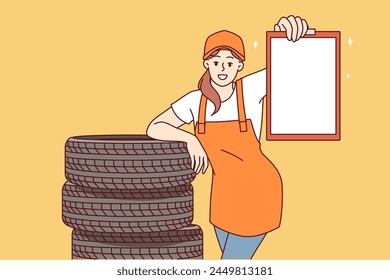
[203,30,245,61]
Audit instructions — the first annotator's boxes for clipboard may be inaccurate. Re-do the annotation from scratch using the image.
[266,29,341,141]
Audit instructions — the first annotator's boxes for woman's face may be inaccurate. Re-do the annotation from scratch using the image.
[204,49,243,87]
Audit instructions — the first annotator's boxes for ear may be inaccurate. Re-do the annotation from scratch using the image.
[203,60,209,69]
[238,62,244,72]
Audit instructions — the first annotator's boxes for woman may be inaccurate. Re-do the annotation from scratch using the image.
[147,16,308,259]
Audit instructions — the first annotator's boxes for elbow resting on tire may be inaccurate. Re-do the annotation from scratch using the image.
[146,122,158,139]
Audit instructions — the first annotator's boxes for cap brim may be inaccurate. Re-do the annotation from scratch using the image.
[203,46,245,61]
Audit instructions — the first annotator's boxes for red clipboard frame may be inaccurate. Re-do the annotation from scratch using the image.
[266,31,341,141]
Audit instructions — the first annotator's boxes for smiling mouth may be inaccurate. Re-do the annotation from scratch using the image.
[218,74,228,80]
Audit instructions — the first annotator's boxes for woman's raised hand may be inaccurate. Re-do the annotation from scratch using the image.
[274,15,308,42]
[186,136,209,174]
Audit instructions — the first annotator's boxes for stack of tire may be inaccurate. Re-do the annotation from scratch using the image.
[62,135,203,259]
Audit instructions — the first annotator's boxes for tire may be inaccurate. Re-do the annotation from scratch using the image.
[71,225,203,259]
[65,135,196,190]
[62,182,193,233]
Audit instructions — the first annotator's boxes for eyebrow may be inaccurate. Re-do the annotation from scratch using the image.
[227,56,234,59]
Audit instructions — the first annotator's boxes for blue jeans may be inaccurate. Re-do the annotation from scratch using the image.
[214,227,266,259]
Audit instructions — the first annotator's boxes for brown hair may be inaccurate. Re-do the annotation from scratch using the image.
[198,49,242,115]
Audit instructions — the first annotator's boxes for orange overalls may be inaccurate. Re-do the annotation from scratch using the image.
[195,79,283,236]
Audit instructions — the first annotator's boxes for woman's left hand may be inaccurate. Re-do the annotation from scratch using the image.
[274,15,308,42]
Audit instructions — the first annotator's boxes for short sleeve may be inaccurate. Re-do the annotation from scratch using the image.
[242,69,267,103]
[171,90,201,124]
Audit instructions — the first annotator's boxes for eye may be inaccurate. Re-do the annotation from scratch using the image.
[228,62,233,67]
[214,61,219,66]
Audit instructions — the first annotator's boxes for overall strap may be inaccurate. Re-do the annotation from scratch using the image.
[197,79,247,134]
[197,94,207,134]
[236,79,248,132]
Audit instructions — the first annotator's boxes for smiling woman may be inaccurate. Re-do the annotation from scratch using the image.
[199,54,243,114]
[146,16,308,260]
[198,31,245,114]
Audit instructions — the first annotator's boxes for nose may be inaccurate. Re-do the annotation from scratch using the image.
[221,62,225,72]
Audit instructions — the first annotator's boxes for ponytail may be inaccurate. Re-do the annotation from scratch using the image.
[198,70,221,115]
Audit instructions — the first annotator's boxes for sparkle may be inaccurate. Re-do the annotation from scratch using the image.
[253,40,258,49]
[347,73,350,79]
[348,37,353,46]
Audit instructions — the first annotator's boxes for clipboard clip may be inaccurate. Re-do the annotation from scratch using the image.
[306,28,316,35]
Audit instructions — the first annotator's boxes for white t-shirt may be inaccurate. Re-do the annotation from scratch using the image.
[171,69,266,141]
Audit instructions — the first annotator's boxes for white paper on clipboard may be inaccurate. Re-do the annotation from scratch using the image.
[266,30,341,141]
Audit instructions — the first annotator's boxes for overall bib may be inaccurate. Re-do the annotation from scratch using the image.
[195,79,283,236]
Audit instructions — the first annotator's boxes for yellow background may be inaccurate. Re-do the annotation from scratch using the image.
[1,0,389,260]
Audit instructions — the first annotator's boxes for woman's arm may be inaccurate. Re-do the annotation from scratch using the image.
[243,16,308,98]
[146,107,209,174]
